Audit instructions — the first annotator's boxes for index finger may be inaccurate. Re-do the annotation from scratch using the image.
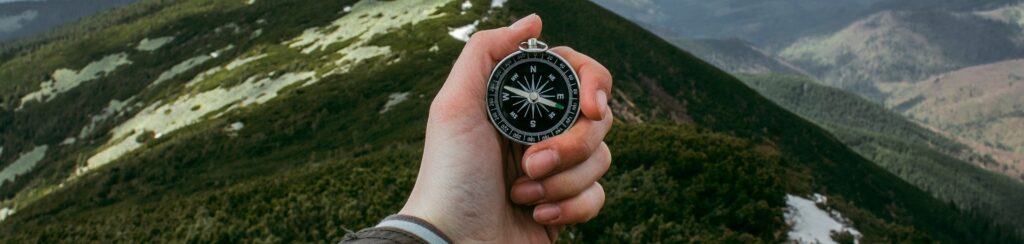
[448,14,544,89]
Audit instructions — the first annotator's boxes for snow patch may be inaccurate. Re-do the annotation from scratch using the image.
[246,0,255,5]
[226,53,268,70]
[332,46,391,72]
[228,122,245,131]
[82,72,317,175]
[449,20,479,42]
[215,22,242,34]
[151,45,236,88]
[285,0,449,54]
[0,145,48,188]
[380,92,410,114]
[61,137,76,145]
[343,6,352,13]
[429,44,440,52]
[135,36,174,51]
[0,207,13,222]
[19,53,131,109]
[461,0,472,14]
[491,0,507,8]
[79,98,134,139]
[250,28,263,39]
[785,194,862,244]
[151,55,213,87]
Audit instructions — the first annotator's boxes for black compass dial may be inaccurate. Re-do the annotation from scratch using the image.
[487,50,580,145]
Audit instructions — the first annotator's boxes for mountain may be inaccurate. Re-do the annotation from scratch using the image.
[597,0,1024,206]
[664,27,1024,229]
[669,31,1024,231]
[739,73,1024,230]
[779,9,1024,98]
[880,59,1024,178]
[0,0,1021,242]
[0,0,140,42]
[668,38,806,76]
[590,0,880,47]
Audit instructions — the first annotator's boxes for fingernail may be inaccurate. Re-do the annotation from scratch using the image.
[515,181,545,204]
[526,149,558,179]
[596,90,608,118]
[534,204,561,223]
[510,13,537,30]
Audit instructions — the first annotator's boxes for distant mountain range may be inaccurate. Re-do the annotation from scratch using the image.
[596,0,1024,185]
[0,0,139,42]
[596,0,1024,236]
[779,8,1024,96]
[669,38,807,76]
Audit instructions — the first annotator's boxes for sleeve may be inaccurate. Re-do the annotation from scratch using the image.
[341,215,453,244]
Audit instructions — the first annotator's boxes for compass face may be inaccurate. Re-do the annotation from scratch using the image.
[487,50,580,145]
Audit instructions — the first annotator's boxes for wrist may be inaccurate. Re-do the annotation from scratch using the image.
[376,214,453,244]
[398,192,460,242]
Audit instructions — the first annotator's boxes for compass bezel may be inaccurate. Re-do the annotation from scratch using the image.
[486,49,581,145]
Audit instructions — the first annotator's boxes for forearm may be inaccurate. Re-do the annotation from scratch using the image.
[341,215,452,244]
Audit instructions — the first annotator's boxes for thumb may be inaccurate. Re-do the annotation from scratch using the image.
[448,14,543,88]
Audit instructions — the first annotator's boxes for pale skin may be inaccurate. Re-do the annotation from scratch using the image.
[398,14,614,243]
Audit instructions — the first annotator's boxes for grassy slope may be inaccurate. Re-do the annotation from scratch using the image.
[880,59,1024,177]
[739,73,1024,230]
[0,0,370,201]
[0,0,1020,242]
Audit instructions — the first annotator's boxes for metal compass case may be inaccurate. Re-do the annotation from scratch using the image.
[487,38,581,145]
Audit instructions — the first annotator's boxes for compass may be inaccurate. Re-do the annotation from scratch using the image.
[486,38,580,145]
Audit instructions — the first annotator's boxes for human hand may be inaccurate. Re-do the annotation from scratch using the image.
[398,14,614,243]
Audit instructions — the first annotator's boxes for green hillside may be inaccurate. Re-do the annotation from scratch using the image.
[739,73,1024,231]
[0,0,1020,242]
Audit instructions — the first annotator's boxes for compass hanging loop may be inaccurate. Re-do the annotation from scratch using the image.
[518,38,549,53]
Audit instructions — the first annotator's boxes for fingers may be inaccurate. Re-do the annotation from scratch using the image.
[522,107,613,179]
[450,14,543,84]
[432,14,542,121]
[533,182,606,225]
[511,142,611,204]
[550,46,613,121]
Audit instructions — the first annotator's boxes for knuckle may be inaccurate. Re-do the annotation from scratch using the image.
[543,176,576,199]
[570,135,594,159]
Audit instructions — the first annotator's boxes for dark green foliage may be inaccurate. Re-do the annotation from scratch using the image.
[1,145,421,243]
[573,124,787,243]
